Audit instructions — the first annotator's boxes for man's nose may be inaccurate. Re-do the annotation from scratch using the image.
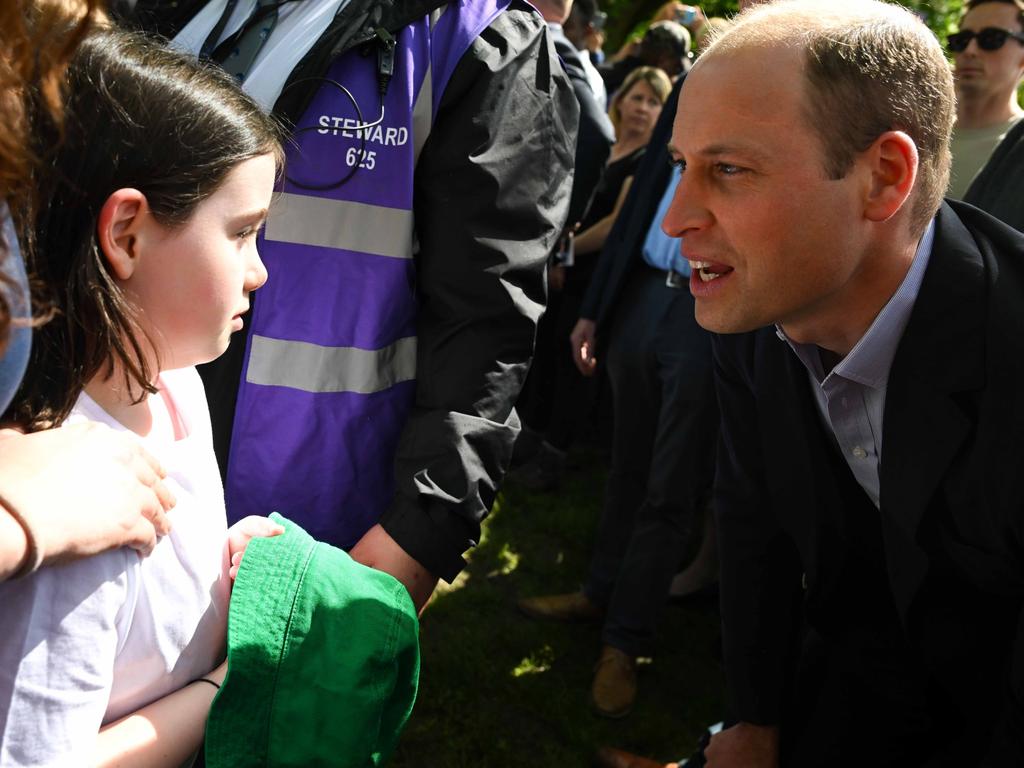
[662,173,709,238]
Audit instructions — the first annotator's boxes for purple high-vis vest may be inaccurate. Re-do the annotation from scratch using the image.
[226,0,509,547]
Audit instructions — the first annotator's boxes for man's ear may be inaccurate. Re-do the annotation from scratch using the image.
[862,130,918,223]
[97,189,148,280]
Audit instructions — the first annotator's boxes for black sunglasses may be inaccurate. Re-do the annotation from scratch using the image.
[947,26,1024,53]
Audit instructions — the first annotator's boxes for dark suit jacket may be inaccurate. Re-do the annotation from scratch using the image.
[713,201,1024,765]
[965,118,1024,233]
[550,26,613,230]
[579,74,683,337]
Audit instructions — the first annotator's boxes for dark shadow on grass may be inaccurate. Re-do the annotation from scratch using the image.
[390,448,726,768]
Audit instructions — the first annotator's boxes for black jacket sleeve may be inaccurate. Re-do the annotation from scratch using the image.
[963,118,1024,234]
[378,1,578,581]
[579,74,683,329]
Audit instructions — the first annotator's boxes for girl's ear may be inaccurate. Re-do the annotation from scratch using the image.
[97,189,148,280]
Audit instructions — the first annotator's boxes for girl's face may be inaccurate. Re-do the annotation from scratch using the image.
[127,153,274,370]
[617,79,663,138]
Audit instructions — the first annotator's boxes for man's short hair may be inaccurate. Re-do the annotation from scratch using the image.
[964,0,1024,32]
[700,0,955,237]
[642,20,691,62]
[571,0,600,27]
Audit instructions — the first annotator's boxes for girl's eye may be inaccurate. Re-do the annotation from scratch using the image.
[236,225,261,240]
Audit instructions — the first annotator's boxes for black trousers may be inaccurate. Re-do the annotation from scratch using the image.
[583,267,717,657]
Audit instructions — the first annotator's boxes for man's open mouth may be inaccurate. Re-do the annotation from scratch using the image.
[689,260,733,283]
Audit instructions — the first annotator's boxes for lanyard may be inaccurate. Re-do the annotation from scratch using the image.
[199,0,240,59]
[200,0,302,60]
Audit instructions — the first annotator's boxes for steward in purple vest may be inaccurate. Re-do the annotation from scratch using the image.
[124,0,578,598]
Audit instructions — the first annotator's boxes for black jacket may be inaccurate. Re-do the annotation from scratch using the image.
[550,25,613,230]
[714,202,1024,764]
[579,74,683,337]
[964,116,1024,233]
[123,0,578,581]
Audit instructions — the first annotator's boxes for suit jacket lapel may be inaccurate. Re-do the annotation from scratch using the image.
[758,332,848,594]
[879,203,987,622]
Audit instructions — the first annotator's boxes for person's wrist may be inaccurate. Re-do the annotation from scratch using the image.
[0,492,42,578]
[206,659,228,686]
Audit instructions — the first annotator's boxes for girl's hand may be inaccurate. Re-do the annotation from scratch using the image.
[226,516,284,581]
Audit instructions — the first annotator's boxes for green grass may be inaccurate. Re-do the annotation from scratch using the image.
[390,450,725,768]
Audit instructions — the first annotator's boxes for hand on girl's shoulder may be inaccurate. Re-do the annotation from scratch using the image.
[0,422,174,569]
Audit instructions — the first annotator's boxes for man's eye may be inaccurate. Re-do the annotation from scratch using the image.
[715,163,743,176]
[669,157,687,172]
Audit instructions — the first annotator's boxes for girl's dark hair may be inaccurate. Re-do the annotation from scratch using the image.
[5,26,284,431]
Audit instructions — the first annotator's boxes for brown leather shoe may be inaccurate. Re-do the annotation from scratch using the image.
[593,746,678,768]
[590,645,637,718]
[516,591,602,622]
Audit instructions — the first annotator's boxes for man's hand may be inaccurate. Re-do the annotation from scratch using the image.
[349,524,438,613]
[570,318,598,376]
[0,423,176,577]
[704,722,779,768]
[226,516,285,580]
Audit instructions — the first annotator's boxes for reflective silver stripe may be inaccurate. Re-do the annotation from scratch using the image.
[246,335,417,394]
[265,194,414,259]
[412,64,433,166]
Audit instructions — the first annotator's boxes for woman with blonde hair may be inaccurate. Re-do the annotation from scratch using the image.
[575,65,673,257]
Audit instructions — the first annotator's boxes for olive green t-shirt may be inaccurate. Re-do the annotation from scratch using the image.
[949,115,1024,200]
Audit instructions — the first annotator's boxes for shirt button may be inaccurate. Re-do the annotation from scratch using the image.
[852,446,868,459]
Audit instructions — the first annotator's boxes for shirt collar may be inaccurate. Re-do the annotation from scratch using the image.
[779,218,936,389]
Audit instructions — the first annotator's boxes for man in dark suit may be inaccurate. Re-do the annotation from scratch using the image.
[661,1,1024,766]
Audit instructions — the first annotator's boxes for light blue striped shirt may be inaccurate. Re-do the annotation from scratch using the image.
[779,219,936,508]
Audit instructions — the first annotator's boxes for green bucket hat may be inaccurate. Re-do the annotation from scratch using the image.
[205,513,420,767]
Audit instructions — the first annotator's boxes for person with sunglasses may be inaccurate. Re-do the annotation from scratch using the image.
[947,0,1024,231]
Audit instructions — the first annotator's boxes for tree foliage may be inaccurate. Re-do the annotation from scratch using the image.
[603,0,968,54]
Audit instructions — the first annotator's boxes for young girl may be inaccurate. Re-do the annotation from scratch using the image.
[0,27,284,767]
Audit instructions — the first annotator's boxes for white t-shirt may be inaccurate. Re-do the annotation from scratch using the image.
[0,368,230,767]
